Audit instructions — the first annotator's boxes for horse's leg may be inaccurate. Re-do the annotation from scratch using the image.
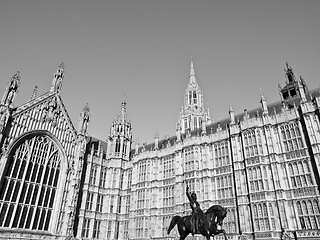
[177,222,190,240]
[179,231,189,240]
[223,229,227,240]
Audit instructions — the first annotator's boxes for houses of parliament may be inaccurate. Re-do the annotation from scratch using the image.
[0,60,320,240]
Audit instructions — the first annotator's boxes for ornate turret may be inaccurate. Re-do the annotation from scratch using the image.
[108,100,132,160]
[50,62,64,94]
[278,62,308,102]
[178,59,212,134]
[78,103,90,135]
[260,90,268,115]
[1,71,21,107]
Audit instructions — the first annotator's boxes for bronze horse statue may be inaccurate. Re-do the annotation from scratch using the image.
[167,205,227,240]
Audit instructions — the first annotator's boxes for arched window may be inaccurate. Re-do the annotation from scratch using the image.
[115,137,121,156]
[193,91,197,104]
[123,140,127,157]
[0,134,61,231]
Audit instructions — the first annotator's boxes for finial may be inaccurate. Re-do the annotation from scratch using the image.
[83,102,90,112]
[13,71,21,80]
[78,103,90,134]
[229,104,235,125]
[285,61,293,72]
[260,88,266,101]
[229,104,234,113]
[190,58,195,77]
[29,86,38,101]
[50,62,65,93]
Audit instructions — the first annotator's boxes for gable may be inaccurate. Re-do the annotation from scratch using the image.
[5,92,78,163]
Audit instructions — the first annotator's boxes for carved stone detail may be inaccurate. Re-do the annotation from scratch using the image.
[41,97,60,125]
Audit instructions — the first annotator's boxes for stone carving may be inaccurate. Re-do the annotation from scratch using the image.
[41,97,60,124]
[0,107,9,133]
[50,62,64,93]
[78,104,90,135]
[1,71,20,107]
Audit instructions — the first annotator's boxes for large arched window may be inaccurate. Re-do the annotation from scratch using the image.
[0,134,61,231]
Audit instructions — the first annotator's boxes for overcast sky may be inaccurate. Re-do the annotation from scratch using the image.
[0,0,320,144]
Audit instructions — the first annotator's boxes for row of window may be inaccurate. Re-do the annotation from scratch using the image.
[253,203,276,231]
[297,200,320,230]
[88,165,131,190]
[82,218,101,239]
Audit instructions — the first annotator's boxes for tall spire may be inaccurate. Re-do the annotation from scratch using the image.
[189,58,197,87]
[190,57,195,76]
[118,99,128,123]
[178,59,211,134]
[108,100,132,160]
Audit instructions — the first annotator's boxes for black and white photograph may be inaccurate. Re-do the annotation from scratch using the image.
[0,0,320,239]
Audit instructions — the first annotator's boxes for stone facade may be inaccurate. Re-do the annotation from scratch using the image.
[0,61,320,240]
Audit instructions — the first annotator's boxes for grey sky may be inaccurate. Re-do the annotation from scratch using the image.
[1,0,320,144]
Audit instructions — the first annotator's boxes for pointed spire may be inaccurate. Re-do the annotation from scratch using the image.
[120,99,127,122]
[83,102,90,113]
[298,76,307,102]
[50,62,64,93]
[29,86,38,101]
[284,62,295,83]
[229,104,235,125]
[1,71,21,106]
[154,132,159,150]
[260,88,266,101]
[190,57,195,77]
[189,58,197,87]
[260,89,268,115]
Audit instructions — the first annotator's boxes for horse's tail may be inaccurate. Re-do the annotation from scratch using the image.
[167,215,181,235]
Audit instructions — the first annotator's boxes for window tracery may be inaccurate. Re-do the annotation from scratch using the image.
[296,200,320,229]
[253,203,270,231]
[0,134,61,231]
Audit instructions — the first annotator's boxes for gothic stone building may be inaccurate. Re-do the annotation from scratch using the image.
[0,61,320,240]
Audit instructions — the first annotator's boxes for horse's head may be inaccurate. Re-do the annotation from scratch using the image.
[217,207,227,226]
[205,205,227,226]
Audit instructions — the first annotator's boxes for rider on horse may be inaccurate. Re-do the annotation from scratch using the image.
[186,185,205,236]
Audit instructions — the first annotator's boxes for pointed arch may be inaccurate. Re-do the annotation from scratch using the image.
[0,131,67,233]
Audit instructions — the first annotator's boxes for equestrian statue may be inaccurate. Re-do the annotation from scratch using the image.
[167,185,227,240]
